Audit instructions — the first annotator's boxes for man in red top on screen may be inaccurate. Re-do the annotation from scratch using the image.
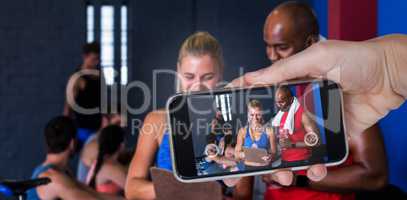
[272,85,320,165]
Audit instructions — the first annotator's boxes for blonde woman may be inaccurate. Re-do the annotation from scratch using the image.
[125,32,229,199]
[235,100,277,164]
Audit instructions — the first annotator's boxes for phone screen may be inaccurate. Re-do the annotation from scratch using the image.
[168,80,347,180]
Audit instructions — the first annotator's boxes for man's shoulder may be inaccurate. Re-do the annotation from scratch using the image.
[31,164,55,178]
[35,167,67,200]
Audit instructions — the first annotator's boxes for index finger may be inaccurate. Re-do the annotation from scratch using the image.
[228,42,331,88]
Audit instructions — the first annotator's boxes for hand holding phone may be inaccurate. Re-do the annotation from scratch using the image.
[167,79,348,182]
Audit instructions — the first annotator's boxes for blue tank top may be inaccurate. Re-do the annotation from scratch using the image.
[27,164,54,200]
[243,127,270,150]
[155,131,172,171]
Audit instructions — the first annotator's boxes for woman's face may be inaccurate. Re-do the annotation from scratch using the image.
[178,54,221,92]
[248,106,263,128]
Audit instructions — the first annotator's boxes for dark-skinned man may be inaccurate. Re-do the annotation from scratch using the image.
[272,85,321,166]
[234,2,387,200]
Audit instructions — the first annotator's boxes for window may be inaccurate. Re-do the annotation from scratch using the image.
[215,94,232,121]
[86,6,94,43]
[120,6,128,85]
[86,1,128,85]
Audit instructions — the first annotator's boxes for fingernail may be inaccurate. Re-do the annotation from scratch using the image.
[307,165,327,182]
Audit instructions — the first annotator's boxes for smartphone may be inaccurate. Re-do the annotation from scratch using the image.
[166,79,348,182]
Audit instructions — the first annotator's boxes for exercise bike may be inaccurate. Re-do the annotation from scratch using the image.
[0,178,50,200]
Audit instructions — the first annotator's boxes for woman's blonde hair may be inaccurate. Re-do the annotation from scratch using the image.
[177,31,224,75]
[248,99,263,110]
[176,31,224,92]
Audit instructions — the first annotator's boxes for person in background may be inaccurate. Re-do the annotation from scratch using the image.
[77,112,125,182]
[27,116,122,200]
[86,125,127,196]
[64,42,103,148]
[205,134,239,170]
[210,109,227,142]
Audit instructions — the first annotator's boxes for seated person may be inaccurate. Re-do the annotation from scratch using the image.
[86,125,127,196]
[205,134,239,170]
[27,116,121,200]
[220,136,240,171]
[204,133,221,158]
[271,86,320,166]
[125,32,248,199]
[77,113,125,183]
[235,100,276,165]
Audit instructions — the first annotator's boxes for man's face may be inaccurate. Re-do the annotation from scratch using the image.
[263,15,310,63]
[82,53,100,69]
[276,91,292,112]
[215,110,222,120]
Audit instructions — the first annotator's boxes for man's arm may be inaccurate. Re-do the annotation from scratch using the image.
[37,169,102,200]
[307,124,387,192]
[266,127,277,156]
[64,73,86,116]
[233,176,254,200]
[291,112,321,148]
[234,128,245,159]
[36,172,59,200]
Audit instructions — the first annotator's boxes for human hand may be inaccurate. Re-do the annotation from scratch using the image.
[261,164,327,186]
[229,35,406,136]
[229,34,407,185]
[42,169,78,191]
[279,137,292,149]
[262,155,272,162]
[236,151,245,160]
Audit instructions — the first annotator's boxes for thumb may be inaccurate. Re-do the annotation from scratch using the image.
[306,164,327,182]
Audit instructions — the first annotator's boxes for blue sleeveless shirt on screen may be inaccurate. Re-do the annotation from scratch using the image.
[243,127,269,150]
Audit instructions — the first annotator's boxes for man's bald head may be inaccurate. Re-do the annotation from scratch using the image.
[268,2,319,40]
[264,1,319,63]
